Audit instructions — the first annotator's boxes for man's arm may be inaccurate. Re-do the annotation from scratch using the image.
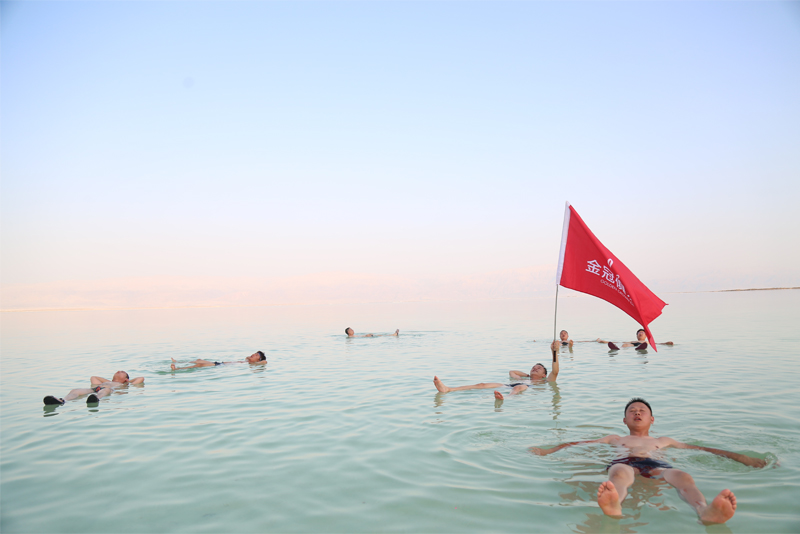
[530,435,618,456]
[509,370,529,379]
[666,438,766,468]
[91,376,110,385]
[548,342,559,382]
[130,377,145,385]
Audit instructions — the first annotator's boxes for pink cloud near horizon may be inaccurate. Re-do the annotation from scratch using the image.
[0,267,557,310]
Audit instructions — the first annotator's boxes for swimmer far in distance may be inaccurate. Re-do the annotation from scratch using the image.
[170,351,267,370]
[345,327,399,338]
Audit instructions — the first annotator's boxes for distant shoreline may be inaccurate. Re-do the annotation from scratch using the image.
[709,287,800,292]
[1,286,797,313]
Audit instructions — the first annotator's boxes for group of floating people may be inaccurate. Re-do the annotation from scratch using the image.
[42,327,765,525]
[433,329,764,524]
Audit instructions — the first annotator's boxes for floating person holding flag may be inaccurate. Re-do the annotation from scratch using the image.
[554,202,667,350]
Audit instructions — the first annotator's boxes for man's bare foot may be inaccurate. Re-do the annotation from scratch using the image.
[494,390,504,400]
[699,489,736,524]
[433,376,450,393]
[393,329,399,336]
[597,481,623,518]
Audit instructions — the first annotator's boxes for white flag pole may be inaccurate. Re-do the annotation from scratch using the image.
[553,202,571,348]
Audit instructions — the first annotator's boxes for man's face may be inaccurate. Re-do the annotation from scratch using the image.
[623,402,653,430]
[637,331,647,342]
[346,328,354,337]
[247,353,264,364]
[530,364,546,379]
[112,371,129,383]
[560,330,569,341]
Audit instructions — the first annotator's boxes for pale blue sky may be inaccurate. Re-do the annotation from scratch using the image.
[2,1,799,294]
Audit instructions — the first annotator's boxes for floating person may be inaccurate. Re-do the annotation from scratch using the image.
[170,351,267,370]
[596,329,674,350]
[345,327,399,338]
[434,341,560,399]
[558,330,574,348]
[43,371,145,405]
[529,397,765,524]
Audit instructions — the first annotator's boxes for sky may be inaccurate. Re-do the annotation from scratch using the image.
[2,1,799,309]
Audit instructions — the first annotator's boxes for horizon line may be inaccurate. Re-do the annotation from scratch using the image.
[1,287,796,313]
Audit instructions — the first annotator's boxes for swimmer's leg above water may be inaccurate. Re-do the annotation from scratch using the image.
[433,377,504,393]
[170,358,217,370]
[493,384,528,400]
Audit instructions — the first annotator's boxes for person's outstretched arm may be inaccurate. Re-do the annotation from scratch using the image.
[530,435,618,455]
[90,376,110,385]
[665,438,766,468]
[548,342,560,382]
[130,377,145,385]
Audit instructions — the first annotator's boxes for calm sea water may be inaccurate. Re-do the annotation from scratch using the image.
[1,290,798,533]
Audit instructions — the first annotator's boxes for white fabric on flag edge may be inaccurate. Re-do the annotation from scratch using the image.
[555,201,571,285]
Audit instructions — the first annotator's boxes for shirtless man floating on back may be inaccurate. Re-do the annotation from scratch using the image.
[170,351,267,370]
[530,398,765,524]
[43,371,144,405]
[596,329,674,350]
[433,341,560,399]
[345,327,399,338]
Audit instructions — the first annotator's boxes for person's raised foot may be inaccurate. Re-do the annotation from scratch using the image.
[608,342,620,351]
[86,394,100,404]
[43,396,65,406]
[494,390,504,400]
[433,376,450,393]
[699,489,736,524]
[597,481,623,518]
[170,363,177,370]
[636,343,648,351]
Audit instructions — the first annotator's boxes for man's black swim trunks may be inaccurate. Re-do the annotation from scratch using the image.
[93,386,104,393]
[607,457,672,478]
[214,362,222,366]
[506,383,525,388]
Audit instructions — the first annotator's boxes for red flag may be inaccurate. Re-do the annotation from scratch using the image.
[556,202,666,351]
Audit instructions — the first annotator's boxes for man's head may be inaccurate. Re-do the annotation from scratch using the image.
[559,330,569,341]
[636,329,646,342]
[345,327,354,337]
[530,363,548,380]
[112,371,130,383]
[623,397,654,431]
[246,351,267,364]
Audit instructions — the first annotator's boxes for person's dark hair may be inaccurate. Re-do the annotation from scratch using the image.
[535,363,548,376]
[122,371,129,380]
[560,330,568,336]
[345,327,351,335]
[636,328,645,335]
[625,397,652,416]
[257,351,266,361]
